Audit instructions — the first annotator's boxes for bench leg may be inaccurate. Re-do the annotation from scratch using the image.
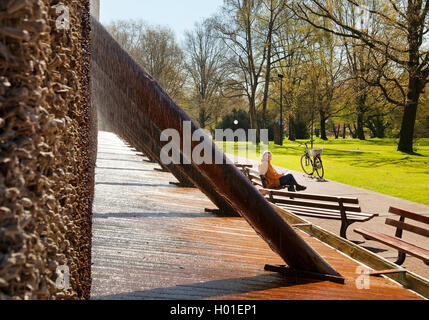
[339,200,350,240]
[395,252,406,266]
[340,221,353,240]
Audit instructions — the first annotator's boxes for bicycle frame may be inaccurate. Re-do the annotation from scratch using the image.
[300,140,324,178]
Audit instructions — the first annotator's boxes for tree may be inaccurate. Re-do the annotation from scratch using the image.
[271,15,311,141]
[259,0,289,129]
[183,20,230,128]
[291,0,429,153]
[305,31,346,140]
[214,0,267,137]
[107,20,186,99]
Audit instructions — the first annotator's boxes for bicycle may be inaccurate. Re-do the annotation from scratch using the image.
[299,140,325,179]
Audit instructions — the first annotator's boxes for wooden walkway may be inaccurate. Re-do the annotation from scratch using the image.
[91,132,423,300]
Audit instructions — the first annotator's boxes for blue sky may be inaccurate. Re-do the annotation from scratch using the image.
[100,0,224,41]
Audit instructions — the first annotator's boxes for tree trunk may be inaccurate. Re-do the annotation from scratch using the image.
[398,17,423,153]
[398,76,421,153]
[367,119,377,139]
[333,124,340,139]
[367,116,386,139]
[342,123,346,139]
[357,111,365,140]
[288,116,296,141]
[319,110,328,140]
[262,26,274,130]
[348,124,357,139]
[199,107,207,129]
[248,93,260,144]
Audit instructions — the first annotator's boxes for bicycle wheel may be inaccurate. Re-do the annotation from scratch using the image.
[301,154,314,175]
[314,156,324,179]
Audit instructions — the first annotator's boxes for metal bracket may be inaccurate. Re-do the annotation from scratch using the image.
[265,264,345,285]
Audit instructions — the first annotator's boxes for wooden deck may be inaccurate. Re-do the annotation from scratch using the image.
[91,132,423,300]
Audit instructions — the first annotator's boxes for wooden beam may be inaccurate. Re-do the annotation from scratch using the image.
[91,19,342,278]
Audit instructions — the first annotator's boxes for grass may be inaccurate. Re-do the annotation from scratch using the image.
[217,138,429,206]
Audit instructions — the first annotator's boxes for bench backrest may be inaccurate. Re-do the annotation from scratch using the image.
[260,189,361,213]
[235,163,253,170]
[386,207,429,239]
[235,165,266,188]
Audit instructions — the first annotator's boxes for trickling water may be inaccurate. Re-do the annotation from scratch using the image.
[90,17,341,277]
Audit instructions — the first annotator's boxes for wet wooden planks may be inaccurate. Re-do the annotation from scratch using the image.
[91,132,423,300]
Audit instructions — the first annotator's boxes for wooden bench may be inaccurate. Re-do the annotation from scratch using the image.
[260,189,378,239]
[235,163,253,170]
[355,207,429,266]
[235,165,288,190]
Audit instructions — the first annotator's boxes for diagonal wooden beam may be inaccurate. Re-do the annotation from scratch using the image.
[90,18,342,278]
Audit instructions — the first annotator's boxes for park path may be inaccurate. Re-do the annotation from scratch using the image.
[226,154,429,215]
[227,153,429,279]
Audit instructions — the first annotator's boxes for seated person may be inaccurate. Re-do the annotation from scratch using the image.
[258,151,307,192]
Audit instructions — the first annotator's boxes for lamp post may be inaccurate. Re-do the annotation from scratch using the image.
[278,73,284,146]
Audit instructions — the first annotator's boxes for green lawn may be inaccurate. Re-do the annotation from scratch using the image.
[217,138,429,206]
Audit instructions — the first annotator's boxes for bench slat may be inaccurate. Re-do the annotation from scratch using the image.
[282,207,373,222]
[271,198,362,213]
[290,210,375,222]
[386,218,429,238]
[389,207,429,225]
[235,163,253,168]
[354,228,429,263]
[248,168,260,175]
[287,210,367,222]
[260,189,359,204]
[248,174,262,181]
[278,203,374,220]
[277,202,375,218]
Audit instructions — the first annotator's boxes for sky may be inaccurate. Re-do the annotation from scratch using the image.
[100,0,224,41]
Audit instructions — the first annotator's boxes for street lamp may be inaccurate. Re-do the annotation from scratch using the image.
[278,73,284,146]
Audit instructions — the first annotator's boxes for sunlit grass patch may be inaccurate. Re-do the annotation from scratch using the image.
[216,138,429,206]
